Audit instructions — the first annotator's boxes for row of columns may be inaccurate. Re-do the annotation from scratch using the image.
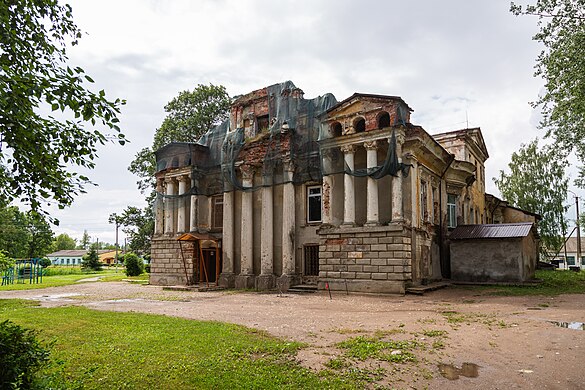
[220,161,296,288]
[336,132,405,227]
[154,174,194,236]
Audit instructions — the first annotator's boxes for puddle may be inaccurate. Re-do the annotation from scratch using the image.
[438,362,479,380]
[99,298,147,304]
[550,321,585,330]
[26,293,82,301]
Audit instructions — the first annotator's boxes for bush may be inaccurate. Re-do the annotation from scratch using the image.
[0,250,14,273]
[82,246,102,272]
[38,258,52,268]
[145,264,151,273]
[124,253,144,277]
[0,320,51,389]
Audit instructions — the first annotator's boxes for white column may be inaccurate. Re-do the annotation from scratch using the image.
[282,161,296,275]
[164,178,176,234]
[154,178,164,235]
[189,172,200,233]
[364,141,379,225]
[221,190,234,275]
[392,131,405,222]
[341,144,357,226]
[260,185,273,275]
[177,175,188,233]
[240,166,254,275]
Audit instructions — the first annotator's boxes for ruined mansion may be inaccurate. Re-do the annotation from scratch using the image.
[150,81,537,294]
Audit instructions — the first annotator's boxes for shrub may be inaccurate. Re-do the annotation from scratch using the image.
[82,246,102,272]
[38,258,52,268]
[145,264,151,273]
[0,320,51,389]
[124,253,144,277]
[0,250,14,273]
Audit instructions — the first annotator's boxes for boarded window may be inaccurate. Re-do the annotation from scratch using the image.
[304,244,319,276]
[212,196,223,229]
[307,186,322,223]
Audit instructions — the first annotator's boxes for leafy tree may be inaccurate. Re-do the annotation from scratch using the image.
[81,245,102,271]
[124,252,144,277]
[110,206,154,256]
[0,1,125,215]
[511,1,585,184]
[129,84,230,193]
[0,205,53,258]
[24,211,54,258]
[52,233,77,251]
[0,205,30,258]
[0,250,14,273]
[494,138,569,257]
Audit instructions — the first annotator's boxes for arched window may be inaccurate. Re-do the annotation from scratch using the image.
[330,122,342,137]
[377,112,390,129]
[354,117,366,133]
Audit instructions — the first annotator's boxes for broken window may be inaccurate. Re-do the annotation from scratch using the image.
[447,194,457,228]
[257,115,269,133]
[378,112,390,129]
[331,122,342,137]
[354,117,366,133]
[211,195,223,229]
[421,181,428,222]
[307,186,322,223]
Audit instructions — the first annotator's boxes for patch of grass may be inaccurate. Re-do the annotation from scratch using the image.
[469,270,585,296]
[422,330,448,338]
[0,270,140,291]
[324,356,349,369]
[0,299,357,389]
[432,340,445,350]
[331,327,367,335]
[337,336,420,362]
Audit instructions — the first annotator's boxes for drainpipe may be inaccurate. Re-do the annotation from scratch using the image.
[439,154,456,279]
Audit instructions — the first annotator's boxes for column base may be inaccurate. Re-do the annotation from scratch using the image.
[218,272,235,288]
[256,274,276,290]
[341,222,356,228]
[235,274,256,289]
[276,274,299,292]
[364,221,380,227]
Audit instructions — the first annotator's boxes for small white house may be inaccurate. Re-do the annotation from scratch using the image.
[46,250,87,266]
[552,237,585,269]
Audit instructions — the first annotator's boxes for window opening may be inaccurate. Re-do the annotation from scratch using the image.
[354,117,365,133]
[331,122,342,137]
[304,244,319,276]
[307,186,322,223]
[447,194,457,228]
[421,181,428,222]
[378,112,390,129]
[211,196,223,229]
[257,115,269,133]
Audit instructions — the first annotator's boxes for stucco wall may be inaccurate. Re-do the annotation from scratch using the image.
[450,237,535,282]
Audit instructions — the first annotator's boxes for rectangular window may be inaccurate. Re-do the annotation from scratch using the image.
[307,186,322,223]
[447,194,457,228]
[257,115,269,133]
[421,181,428,222]
[212,196,223,229]
[304,244,319,276]
[567,256,576,266]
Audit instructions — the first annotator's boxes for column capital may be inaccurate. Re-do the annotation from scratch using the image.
[283,158,296,173]
[240,164,256,181]
[340,144,358,154]
[177,174,190,183]
[164,176,176,184]
[363,140,379,151]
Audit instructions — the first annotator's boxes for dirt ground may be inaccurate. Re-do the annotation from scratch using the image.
[2,280,584,389]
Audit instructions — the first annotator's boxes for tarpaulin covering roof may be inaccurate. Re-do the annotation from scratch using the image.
[450,223,534,240]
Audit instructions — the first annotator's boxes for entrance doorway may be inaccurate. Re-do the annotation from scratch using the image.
[302,244,319,284]
[201,249,220,283]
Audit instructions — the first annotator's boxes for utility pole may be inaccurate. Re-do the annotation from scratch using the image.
[576,196,581,269]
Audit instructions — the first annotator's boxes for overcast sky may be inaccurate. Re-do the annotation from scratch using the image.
[47,0,553,244]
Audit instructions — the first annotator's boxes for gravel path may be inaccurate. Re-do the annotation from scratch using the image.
[2,281,584,389]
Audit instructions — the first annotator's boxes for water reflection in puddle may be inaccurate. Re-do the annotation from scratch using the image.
[550,321,585,330]
[438,362,479,380]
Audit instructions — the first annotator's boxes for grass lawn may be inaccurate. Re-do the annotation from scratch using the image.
[0,299,356,389]
[459,269,585,296]
[0,270,147,291]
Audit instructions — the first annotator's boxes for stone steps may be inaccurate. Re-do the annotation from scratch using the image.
[405,281,451,295]
[287,284,318,293]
